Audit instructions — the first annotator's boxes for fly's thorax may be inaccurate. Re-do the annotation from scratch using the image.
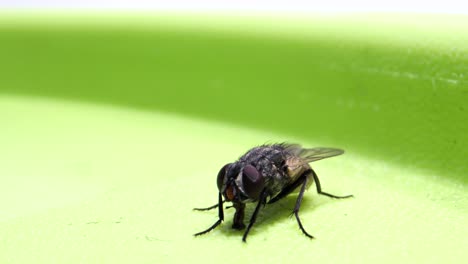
[239,147,292,198]
[254,161,289,198]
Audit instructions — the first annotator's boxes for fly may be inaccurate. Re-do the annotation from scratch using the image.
[194,143,353,242]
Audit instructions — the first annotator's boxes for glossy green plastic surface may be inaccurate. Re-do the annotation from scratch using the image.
[0,12,467,263]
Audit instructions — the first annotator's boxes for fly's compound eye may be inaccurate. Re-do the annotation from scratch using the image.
[217,163,231,191]
[242,165,264,199]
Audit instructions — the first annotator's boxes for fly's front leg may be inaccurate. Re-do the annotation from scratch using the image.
[193,200,225,211]
[232,202,246,230]
[194,192,224,236]
[242,190,268,242]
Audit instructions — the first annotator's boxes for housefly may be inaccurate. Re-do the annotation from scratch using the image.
[194,143,353,242]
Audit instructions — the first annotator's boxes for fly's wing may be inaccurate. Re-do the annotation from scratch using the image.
[269,145,345,204]
[283,144,344,162]
[283,145,344,177]
[298,147,344,162]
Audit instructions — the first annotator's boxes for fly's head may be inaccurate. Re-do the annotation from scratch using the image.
[217,163,265,203]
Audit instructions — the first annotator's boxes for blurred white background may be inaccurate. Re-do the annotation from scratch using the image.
[0,0,467,14]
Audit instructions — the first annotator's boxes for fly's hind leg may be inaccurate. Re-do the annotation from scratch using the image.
[294,169,352,239]
[310,169,353,199]
[293,173,314,239]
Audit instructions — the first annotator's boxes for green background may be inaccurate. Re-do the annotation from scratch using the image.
[0,12,467,263]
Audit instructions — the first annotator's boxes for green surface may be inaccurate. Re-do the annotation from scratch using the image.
[1,95,466,263]
[0,12,467,263]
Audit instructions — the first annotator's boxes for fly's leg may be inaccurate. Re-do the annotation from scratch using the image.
[193,200,225,211]
[232,203,246,230]
[194,192,224,236]
[294,169,353,239]
[310,169,354,199]
[242,190,267,242]
[293,174,314,238]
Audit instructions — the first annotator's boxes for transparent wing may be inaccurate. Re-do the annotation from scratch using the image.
[299,147,344,162]
[283,144,344,163]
